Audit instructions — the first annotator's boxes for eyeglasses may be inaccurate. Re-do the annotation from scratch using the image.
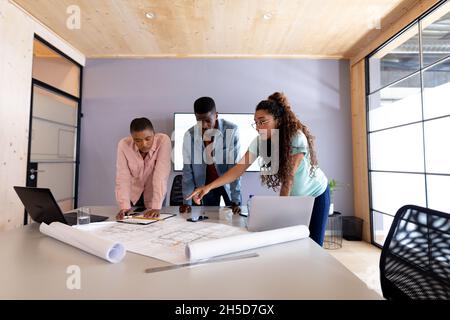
[251,119,271,129]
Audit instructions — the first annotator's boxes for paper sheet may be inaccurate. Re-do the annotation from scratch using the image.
[90,217,247,264]
[87,218,310,264]
[40,222,126,263]
[186,225,310,261]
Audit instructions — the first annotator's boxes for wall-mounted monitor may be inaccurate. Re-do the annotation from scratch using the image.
[173,113,260,172]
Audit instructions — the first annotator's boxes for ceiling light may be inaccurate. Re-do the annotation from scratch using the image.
[263,13,273,20]
[145,12,155,20]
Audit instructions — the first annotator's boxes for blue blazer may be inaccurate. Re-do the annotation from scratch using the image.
[182,119,242,205]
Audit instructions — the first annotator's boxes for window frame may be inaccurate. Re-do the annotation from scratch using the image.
[365,0,450,248]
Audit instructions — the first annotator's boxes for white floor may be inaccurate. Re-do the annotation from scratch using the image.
[326,239,383,297]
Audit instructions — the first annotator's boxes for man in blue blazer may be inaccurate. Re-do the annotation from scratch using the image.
[182,97,242,214]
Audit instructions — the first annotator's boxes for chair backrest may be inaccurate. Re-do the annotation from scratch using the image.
[380,205,450,300]
[170,175,184,206]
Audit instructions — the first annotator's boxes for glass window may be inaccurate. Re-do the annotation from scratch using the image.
[369,123,424,172]
[30,86,78,162]
[421,10,450,67]
[424,117,450,174]
[367,2,450,246]
[32,39,80,98]
[427,175,450,213]
[33,86,78,127]
[371,172,426,216]
[372,210,395,246]
[369,23,420,93]
[422,57,450,120]
[36,163,75,203]
[368,73,422,132]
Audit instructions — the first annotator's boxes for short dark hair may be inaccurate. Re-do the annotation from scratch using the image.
[194,97,216,114]
[130,117,154,133]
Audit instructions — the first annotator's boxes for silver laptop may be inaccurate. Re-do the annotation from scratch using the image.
[247,196,315,232]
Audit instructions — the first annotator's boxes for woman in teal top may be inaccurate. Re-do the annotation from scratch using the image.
[187,92,330,246]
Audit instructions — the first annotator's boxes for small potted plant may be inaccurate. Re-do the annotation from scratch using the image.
[328,179,350,215]
[328,179,338,215]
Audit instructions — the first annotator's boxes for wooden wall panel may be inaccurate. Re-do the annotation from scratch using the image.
[350,60,371,242]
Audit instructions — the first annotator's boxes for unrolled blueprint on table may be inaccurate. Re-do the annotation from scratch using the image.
[89,217,247,264]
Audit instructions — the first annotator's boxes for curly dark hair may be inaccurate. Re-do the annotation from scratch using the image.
[256,92,319,191]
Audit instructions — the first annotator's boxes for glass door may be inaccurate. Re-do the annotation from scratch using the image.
[25,36,82,224]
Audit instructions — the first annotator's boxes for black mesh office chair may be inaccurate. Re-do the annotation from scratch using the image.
[380,205,450,300]
[169,175,184,206]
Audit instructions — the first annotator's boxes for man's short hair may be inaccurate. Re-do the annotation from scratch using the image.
[194,97,216,114]
[130,117,154,133]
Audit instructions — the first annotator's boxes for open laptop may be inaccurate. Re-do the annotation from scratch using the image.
[13,186,108,226]
[247,196,315,232]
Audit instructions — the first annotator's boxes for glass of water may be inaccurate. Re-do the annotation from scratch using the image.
[77,207,91,225]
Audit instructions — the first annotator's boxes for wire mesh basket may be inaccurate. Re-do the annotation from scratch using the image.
[324,211,343,250]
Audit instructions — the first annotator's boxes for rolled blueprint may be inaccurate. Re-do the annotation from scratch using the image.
[186,225,310,261]
[40,222,126,263]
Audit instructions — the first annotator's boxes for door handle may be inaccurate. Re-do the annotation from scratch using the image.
[29,169,45,174]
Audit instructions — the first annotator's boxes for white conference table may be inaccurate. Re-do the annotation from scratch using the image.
[0,206,381,300]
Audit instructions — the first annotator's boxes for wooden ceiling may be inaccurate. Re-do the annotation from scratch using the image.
[12,0,424,58]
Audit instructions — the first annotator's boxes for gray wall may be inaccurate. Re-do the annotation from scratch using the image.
[79,58,354,215]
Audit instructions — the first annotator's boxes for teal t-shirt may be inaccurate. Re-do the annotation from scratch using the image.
[248,131,328,197]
